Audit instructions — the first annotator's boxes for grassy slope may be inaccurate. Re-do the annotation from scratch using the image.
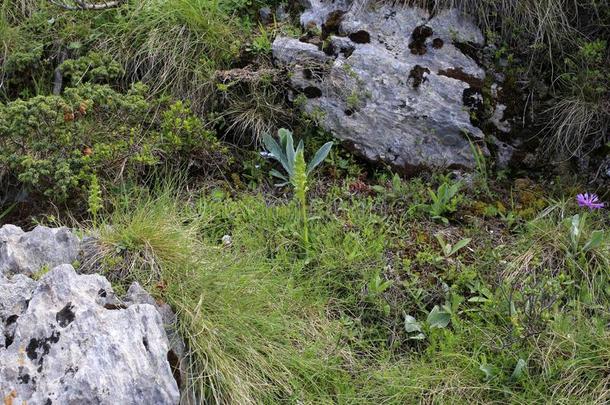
[2,0,609,403]
[88,173,610,404]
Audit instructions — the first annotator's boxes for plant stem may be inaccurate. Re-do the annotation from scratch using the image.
[300,194,309,257]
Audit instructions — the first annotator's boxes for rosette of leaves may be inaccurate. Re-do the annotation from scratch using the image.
[263,128,332,254]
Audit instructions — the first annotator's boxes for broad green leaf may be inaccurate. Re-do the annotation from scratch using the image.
[278,128,290,149]
[262,133,282,160]
[285,131,295,175]
[450,238,471,255]
[391,173,401,190]
[435,234,447,251]
[427,305,451,329]
[307,142,333,174]
[269,169,288,182]
[583,230,604,251]
[570,214,581,240]
[404,315,422,333]
[479,363,495,380]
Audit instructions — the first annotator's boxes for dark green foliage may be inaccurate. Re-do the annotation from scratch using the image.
[0,83,229,203]
[60,52,124,86]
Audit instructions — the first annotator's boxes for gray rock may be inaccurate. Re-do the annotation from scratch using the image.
[259,6,273,24]
[490,136,516,169]
[300,0,351,28]
[0,225,80,277]
[426,8,484,45]
[490,103,512,134]
[125,282,191,404]
[0,274,37,348]
[0,265,179,404]
[272,36,329,66]
[276,4,290,22]
[274,2,492,172]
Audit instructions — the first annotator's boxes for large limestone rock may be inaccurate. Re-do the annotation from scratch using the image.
[274,2,493,172]
[0,264,180,404]
[0,225,80,276]
[0,226,181,404]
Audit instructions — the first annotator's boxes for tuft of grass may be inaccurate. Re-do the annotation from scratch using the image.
[503,199,610,304]
[88,184,358,404]
[540,96,609,161]
[99,0,243,113]
[215,69,290,145]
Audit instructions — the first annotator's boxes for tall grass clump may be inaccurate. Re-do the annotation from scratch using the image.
[216,69,290,145]
[87,183,356,404]
[100,0,243,112]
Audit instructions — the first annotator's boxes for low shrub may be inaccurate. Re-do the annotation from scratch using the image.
[0,82,230,205]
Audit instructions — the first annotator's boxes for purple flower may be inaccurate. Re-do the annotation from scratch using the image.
[576,193,605,210]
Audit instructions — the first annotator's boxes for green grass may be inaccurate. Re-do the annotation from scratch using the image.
[96,0,245,113]
[83,173,610,404]
[89,186,359,403]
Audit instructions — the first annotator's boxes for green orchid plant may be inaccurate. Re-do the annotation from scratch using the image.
[263,128,332,254]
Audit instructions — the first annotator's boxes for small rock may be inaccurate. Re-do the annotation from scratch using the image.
[276,4,290,22]
[490,103,512,134]
[259,6,273,24]
[300,0,351,28]
[490,136,516,169]
[221,235,233,247]
[273,36,330,66]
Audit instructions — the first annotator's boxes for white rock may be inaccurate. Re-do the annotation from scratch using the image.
[0,225,80,277]
[0,265,180,404]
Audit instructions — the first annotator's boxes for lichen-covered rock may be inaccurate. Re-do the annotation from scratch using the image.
[0,265,180,405]
[0,274,37,349]
[273,2,495,172]
[0,225,80,277]
[273,36,330,66]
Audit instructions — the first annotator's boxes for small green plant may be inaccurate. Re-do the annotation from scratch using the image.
[435,234,472,258]
[469,140,491,197]
[87,174,103,223]
[566,213,605,256]
[425,181,462,223]
[60,52,124,86]
[31,265,51,281]
[250,24,272,55]
[372,173,407,204]
[346,89,360,110]
[403,297,459,341]
[263,128,332,254]
[367,270,394,296]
